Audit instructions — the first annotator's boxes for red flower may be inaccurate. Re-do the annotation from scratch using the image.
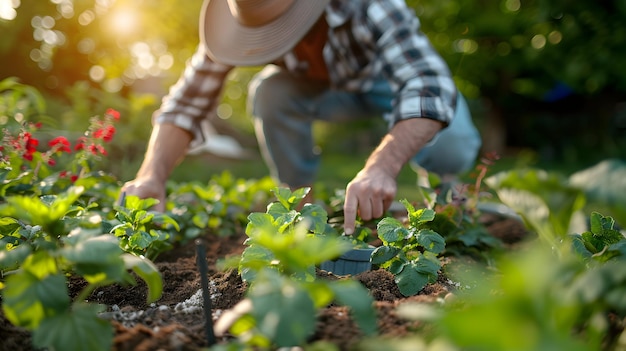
[102,125,115,142]
[59,171,67,177]
[74,137,87,151]
[87,143,99,155]
[93,128,104,139]
[47,158,56,166]
[105,108,121,120]
[96,144,107,155]
[70,175,78,182]
[49,136,72,153]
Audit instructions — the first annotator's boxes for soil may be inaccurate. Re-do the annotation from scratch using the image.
[0,213,528,351]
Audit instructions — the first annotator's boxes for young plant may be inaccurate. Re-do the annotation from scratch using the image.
[165,172,276,241]
[571,211,626,262]
[412,154,504,260]
[223,187,378,348]
[0,186,162,351]
[371,199,446,296]
[108,194,180,261]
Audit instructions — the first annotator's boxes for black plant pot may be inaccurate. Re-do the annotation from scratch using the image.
[320,247,375,276]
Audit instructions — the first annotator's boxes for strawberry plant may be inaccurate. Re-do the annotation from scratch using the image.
[407,154,504,263]
[0,185,163,351]
[108,194,179,260]
[371,199,446,296]
[571,211,626,262]
[165,171,276,241]
[221,187,378,348]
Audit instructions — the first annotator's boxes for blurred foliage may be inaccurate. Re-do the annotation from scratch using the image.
[1,0,625,175]
[410,0,626,98]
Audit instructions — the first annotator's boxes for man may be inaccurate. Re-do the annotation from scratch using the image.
[121,0,482,235]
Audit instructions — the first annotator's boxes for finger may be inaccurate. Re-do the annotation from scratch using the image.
[359,195,373,221]
[343,189,358,235]
[382,197,394,212]
[371,196,384,219]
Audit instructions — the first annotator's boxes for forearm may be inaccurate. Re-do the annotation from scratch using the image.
[135,123,193,182]
[363,118,443,178]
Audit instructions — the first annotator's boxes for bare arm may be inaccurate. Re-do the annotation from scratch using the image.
[343,117,442,234]
[121,123,192,211]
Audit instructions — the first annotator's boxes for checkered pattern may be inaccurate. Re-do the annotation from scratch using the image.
[155,0,457,147]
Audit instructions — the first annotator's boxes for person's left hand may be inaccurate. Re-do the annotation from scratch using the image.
[343,166,396,235]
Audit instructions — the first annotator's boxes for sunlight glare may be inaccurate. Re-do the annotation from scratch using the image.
[108,8,138,35]
[0,0,20,21]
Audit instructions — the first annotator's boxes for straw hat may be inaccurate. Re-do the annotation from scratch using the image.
[200,0,330,66]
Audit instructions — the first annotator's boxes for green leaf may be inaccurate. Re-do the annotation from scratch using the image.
[414,208,436,224]
[248,270,316,347]
[121,195,160,211]
[246,212,276,237]
[371,246,401,265]
[330,280,378,335]
[377,217,409,244]
[300,203,329,234]
[134,210,154,225]
[0,243,31,270]
[129,230,154,250]
[61,235,122,264]
[395,262,430,296]
[239,244,274,282]
[2,271,70,329]
[414,252,442,282]
[122,253,163,303]
[415,229,446,254]
[0,186,85,230]
[570,234,593,259]
[272,187,309,210]
[32,303,112,351]
[0,216,20,235]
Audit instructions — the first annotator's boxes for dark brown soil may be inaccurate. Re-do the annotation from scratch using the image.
[0,214,528,351]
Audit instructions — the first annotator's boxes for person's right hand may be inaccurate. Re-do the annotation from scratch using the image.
[120,177,166,212]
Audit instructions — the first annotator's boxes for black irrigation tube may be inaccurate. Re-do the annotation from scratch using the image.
[196,239,217,346]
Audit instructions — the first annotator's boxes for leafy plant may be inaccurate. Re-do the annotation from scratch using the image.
[485,160,626,257]
[416,153,504,260]
[222,187,378,348]
[0,83,163,351]
[571,211,626,262]
[108,194,180,260]
[371,199,446,296]
[361,211,626,351]
[165,171,276,241]
[485,167,586,251]
[0,186,163,351]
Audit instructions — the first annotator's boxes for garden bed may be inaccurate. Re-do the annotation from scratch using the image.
[0,212,527,351]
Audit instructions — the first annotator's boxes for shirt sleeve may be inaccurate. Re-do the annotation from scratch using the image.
[365,0,457,127]
[153,45,233,147]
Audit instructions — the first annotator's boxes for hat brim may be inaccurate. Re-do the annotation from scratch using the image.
[200,0,329,66]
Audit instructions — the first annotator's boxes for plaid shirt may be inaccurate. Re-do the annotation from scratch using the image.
[156,0,457,147]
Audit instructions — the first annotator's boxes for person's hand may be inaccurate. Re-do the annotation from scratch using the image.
[120,177,167,212]
[343,167,397,235]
